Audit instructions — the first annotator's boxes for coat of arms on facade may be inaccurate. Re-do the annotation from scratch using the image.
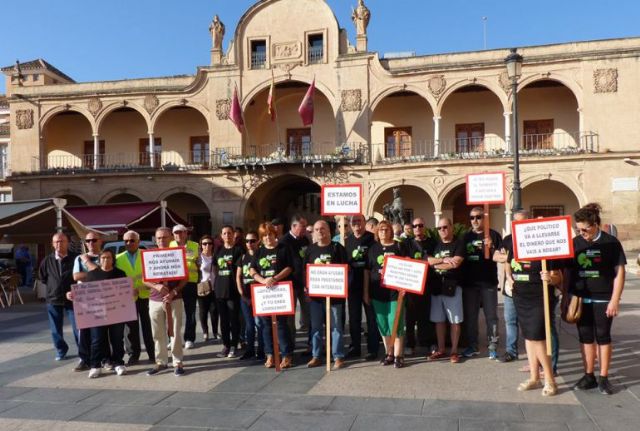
[593,68,618,93]
[88,97,103,116]
[144,95,159,113]
[341,89,362,112]
[216,99,231,120]
[16,109,34,129]
[428,75,447,100]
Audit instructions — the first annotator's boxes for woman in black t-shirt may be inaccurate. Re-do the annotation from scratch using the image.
[364,220,407,368]
[570,203,626,395]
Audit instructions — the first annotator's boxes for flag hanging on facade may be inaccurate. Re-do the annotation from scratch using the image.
[229,86,244,132]
[267,78,276,122]
[298,79,315,126]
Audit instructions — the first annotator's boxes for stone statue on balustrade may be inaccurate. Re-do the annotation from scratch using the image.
[351,0,371,36]
[209,15,225,51]
[383,187,405,226]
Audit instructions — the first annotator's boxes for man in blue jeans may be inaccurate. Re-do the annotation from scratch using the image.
[38,232,79,361]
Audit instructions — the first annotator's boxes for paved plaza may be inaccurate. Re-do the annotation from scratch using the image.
[0,266,639,430]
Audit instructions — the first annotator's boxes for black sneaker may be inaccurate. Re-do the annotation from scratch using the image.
[364,352,377,361]
[126,356,139,366]
[573,373,597,391]
[217,347,230,358]
[346,348,361,359]
[73,361,89,372]
[502,352,518,363]
[174,365,185,376]
[598,376,614,395]
[146,364,167,376]
[239,350,255,360]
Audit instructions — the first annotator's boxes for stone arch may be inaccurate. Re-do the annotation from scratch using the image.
[437,79,509,114]
[519,177,583,219]
[519,173,586,208]
[516,74,582,109]
[40,105,96,134]
[436,176,468,209]
[53,192,90,206]
[150,100,211,134]
[158,190,212,239]
[370,85,437,115]
[95,101,151,133]
[369,182,437,228]
[366,178,438,218]
[99,190,145,204]
[440,178,507,232]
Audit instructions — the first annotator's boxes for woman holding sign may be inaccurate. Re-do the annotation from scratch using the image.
[250,222,293,369]
[570,203,626,395]
[364,220,408,368]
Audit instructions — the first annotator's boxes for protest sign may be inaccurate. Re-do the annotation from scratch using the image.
[381,255,428,295]
[321,183,362,216]
[72,277,136,330]
[307,264,348,298]
[141,247,188,282]
[251,282,295,317]
[512,216,574,261]
[466,172,506,205]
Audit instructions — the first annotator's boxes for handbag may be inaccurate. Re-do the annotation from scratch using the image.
[562,294,582,323]
[197,280,212,296]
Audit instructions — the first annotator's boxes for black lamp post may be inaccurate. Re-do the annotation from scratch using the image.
[505,48,523,213]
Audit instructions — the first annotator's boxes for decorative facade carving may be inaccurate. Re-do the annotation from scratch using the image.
[272,42,302,61]
[433,176,445,189]
[87,97,102,116]
[212,188,239,201]
[144,94,159,113]
[341,89,362,112]
[498,72,511,94]
[309,168,349,185]
[216,99,231,120]
[16,109,34,129]
[593,68,618,93]
[428,75,446,100]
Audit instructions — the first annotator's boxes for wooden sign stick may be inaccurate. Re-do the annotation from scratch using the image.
[388,291,406,351]
[272,315,282,372]
[483,203,491,259]
[326,297,331,371]
[541,259,552,356]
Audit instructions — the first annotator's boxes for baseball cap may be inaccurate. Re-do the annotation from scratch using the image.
[172,224,188,233]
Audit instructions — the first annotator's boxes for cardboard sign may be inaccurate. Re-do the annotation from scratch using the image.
[251,282,295,317]
[321,183,362,216]
[306,264,348,298]
[72,277,137,330]
[141,247,188,282]
[466,172,506,205]
[512,216,574,261]
[381,255,428,294]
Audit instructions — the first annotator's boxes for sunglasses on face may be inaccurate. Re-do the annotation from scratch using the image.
[577,226,593,234]
[413,223,424,229]
[470,215,483,221]
[437,226,450,231]
[201,242,213,246]
[246,239,258,244]
[85,239,99,243]
[123,239,137,243]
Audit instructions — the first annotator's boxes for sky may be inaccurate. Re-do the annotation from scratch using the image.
[2,0,639,94]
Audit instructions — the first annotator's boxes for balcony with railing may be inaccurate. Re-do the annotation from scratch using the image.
[308,46,324,64]
[250,52,267,69]
[372,131,598,164]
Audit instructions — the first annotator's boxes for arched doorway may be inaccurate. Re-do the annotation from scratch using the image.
[243,81,336,158]
[105,193,143,204]
[371,91,434,162]
[164,192,211,239]
[442,184,507,234]
[522,180,580,218]
[98,107,149,167]
[372,185,435,227]
[440,85,505,156]
[153,107,209,167]
[42,111,93,169]
[244,175,321,230]
[58,194,88,206]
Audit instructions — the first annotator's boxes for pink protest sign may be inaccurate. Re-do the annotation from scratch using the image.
[72,277,137,329]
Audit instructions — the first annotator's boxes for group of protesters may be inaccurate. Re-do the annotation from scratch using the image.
[38,202,626,397]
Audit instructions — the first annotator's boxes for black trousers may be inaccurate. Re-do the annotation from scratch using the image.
[217,297,241,349]
[405,292,433,348]
[124,297,155,361]
[182,282,198,343]
[348,287,380,354]
[197,291,218,336]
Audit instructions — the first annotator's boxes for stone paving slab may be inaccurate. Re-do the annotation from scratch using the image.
[0,400,99,421]
[350,414,459,431]
[326,395,424,415]
[0,387,34,400]
[210,371,277,393]
[460,418,570,431]
[421,399,524,421]
[158,407,263,429]
[10,387,99,403]
[0,418,149,431]
[0,400,23,414]
[239,393,334,412]
[156,391,251,409]
[0,343,51,364]
[247,410,356,431]
[80,389,176,406]
[520,403,590,422]
[72,404,179,425]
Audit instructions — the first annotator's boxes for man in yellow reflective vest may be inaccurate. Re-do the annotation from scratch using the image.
[170,224,199,349]
[116,230,155,364]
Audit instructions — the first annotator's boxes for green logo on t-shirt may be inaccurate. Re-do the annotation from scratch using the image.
[577,252,593,269]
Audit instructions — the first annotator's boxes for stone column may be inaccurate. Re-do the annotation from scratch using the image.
[433,116,441,157]
[93,134,100,171]
[505,209,512,234]
[577,107,585,150]
[504,111,511,154]
[148,133,155,168]
[434,211,442,226]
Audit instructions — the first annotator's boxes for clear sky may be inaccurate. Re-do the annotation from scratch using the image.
[2,0,639,94]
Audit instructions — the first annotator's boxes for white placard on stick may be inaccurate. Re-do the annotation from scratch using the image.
[306,264,348,298]
[382,255,428,294]
[72,277,137,330]
[251,282,295,317]
[466,172,506,204]
[321,183,362,216]
[141,247,188,282]
[512,215,574,261]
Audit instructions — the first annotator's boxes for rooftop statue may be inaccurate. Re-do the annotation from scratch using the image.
[209,15,225,50]
[352,0,371,36]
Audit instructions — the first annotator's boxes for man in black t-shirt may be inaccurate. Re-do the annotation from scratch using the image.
[344,214,378,360]
[461,207,503,360]
[304,220,349,369]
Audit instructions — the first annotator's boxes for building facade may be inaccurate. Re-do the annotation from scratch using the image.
[2,0,640,245]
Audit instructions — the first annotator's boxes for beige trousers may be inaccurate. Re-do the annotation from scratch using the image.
[149,298,184,366]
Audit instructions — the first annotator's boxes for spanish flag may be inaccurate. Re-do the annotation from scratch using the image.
[298,78,315,126]
[267,78,276,122]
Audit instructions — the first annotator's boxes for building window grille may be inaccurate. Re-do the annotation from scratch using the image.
[308,34,324,64]
[250,40,267,69]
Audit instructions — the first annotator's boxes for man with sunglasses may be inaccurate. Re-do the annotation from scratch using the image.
[71,233,103,372]
[461,207,503,360]
[116,230,155,365]
[404,217,436,355]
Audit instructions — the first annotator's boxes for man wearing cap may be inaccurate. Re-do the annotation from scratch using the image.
[271,218,285,240]
[170,224,200,349]
[116,230,155,365]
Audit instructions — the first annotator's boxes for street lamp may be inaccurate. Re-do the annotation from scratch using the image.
[505,48,523,212]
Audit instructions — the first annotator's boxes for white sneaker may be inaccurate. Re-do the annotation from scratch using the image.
[203,333,209,342]
[88,368,101,379]
[115,365,127,376]
[185,341,195,350]
[227,347,237,358]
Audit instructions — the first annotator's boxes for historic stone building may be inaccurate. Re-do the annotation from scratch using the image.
[2,0,639,245]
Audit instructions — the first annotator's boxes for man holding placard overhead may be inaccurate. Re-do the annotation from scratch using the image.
[304,220,348,369]
[462,207,503,360]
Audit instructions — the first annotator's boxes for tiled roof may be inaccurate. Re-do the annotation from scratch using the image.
[1,59,75,83]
